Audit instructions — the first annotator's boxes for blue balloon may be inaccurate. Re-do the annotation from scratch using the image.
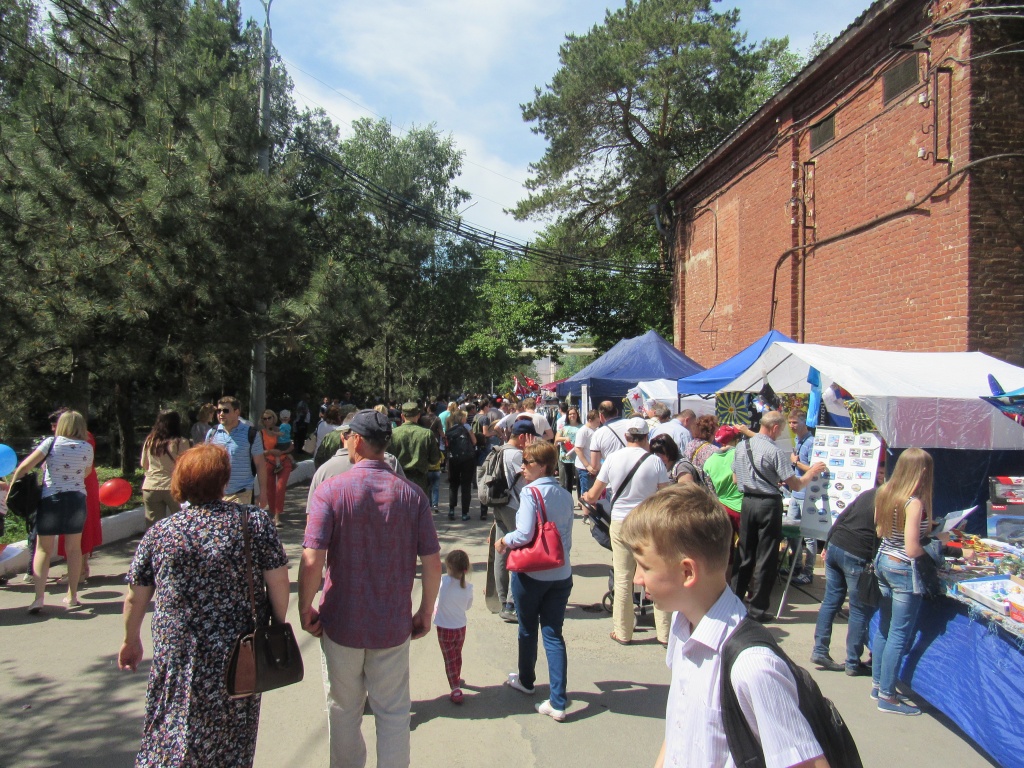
[0,444,16,476]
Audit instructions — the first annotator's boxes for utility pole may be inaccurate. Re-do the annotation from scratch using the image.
[249,0,272,420]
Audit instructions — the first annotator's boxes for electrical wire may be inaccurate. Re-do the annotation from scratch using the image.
[298,144,666,280]
[767,152,1024,329]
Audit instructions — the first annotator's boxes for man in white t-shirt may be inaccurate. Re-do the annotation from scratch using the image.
[522,397,554,441]
[588,401,629,469]
[649,403,691,455]
[572,409,600,499]
[583,417,671,645]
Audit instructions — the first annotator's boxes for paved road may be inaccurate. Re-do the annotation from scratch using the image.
[0,485,997,768]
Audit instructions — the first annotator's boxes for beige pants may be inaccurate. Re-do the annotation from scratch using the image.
[142,489,177,528]
[320,635,411,768]
[610,518,671,643]
[222,490,253,505]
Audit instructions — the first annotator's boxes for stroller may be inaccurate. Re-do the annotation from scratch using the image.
[580,499,655,617]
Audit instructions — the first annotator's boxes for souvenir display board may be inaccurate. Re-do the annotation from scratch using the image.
[800,427,882,539]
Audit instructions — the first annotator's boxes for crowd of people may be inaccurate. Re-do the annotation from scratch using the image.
[3,389,944,767]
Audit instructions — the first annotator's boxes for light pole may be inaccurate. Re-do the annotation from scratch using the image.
[249,0,272,420]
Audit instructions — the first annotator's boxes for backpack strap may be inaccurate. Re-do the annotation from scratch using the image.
[720,618,779,768]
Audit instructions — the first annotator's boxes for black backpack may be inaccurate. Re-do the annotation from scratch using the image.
[445,426,476,464]
[721,619,863,768]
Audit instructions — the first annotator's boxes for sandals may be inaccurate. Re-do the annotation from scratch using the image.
[27,598,44,615]
[62,596,83,610]
[609,632,632,646]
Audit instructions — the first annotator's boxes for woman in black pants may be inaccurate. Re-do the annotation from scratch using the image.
[445,410,478,521]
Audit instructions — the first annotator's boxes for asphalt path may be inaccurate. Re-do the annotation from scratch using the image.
[0,484,997,768]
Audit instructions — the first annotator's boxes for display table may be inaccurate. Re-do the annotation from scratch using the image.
[872,591,1024,768]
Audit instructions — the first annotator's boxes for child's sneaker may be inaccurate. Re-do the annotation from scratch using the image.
[536,699,565,722]
[505,673,534,695]
[449,688,463,704]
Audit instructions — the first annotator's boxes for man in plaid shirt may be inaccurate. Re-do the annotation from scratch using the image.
[299,409,442,768]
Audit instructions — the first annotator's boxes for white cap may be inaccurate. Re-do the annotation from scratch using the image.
[624,417,649,436]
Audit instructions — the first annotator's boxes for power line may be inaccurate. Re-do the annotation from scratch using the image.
[298,145,666,281]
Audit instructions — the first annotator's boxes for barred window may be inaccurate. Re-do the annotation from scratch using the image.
[809,114,835,153]
[883,56,920,104]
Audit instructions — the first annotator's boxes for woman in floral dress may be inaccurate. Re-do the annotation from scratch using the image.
[118,444,290,767]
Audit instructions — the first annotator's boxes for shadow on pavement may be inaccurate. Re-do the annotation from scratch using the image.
[411,679,669,729]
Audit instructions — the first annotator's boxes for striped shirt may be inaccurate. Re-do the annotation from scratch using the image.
[878,496,931,563]
[206,422,264,494]
[665,588,822,768]
[732,434,793,497]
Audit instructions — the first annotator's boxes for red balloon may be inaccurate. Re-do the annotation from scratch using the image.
[99,478,133,507]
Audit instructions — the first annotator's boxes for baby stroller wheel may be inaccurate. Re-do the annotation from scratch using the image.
[602,592,613,614]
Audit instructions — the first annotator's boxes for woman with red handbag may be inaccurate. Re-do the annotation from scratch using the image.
[494,441,574,722]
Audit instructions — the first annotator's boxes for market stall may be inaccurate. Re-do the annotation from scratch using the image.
[556,329,703,408]
[721,342,1024,766]
[624,379,715,417]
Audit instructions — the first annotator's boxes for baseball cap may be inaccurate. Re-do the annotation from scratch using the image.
[714,425,742,444]
[348,409,392,441]
[511,419,538,436]
[624,417,649,437]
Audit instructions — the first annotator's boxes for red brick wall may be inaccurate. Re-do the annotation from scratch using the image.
[669,0,1016,369]
[967,10,1024,365]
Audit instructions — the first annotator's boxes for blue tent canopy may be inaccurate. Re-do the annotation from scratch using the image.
[557,330,704,403]
[676,330,795,395]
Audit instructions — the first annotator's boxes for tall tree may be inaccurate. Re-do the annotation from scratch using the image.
[502,0,797,352]
[0,0,298,467]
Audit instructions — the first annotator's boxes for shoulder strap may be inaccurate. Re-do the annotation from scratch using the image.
[720,618,777,768]
[239,506,259,632]
[610,425,625,447]
[528,486,548,524]
[611,452,652,506]
[248,425,257,445]
[743,439,780,494]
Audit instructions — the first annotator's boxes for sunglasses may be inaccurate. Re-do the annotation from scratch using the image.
[217,408,233,415]
[522,459,536,466]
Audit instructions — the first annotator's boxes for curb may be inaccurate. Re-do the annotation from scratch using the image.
[0,459,314,578]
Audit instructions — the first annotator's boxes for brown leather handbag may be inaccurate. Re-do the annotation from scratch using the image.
[225,507,304,698]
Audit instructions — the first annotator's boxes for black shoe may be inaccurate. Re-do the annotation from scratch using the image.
[462,514,470,521]
[448,510,455,520]
[480,513,487,521]
[810,654,845,672]
[846,661,872,676]
[747,610,775,623]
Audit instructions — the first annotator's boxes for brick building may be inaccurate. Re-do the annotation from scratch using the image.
[667,0,1024,367]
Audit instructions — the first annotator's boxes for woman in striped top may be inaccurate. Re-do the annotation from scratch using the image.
[871,447,933,716]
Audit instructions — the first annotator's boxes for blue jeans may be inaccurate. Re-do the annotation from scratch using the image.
[427,470,441,509]
[813,545,874,669]
[511,573,573,710]
[871,553,923,699]
[577,470,592,499]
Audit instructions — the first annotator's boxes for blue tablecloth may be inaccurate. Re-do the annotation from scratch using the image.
[872,597,1024,768]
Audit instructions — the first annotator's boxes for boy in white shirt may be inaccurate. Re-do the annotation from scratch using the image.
[621,484,827,768]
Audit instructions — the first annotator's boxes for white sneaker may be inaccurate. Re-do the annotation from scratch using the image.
[505,673,535,695]
[536,699,566,722]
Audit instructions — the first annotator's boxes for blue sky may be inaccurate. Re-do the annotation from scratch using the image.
[239,0,872,241]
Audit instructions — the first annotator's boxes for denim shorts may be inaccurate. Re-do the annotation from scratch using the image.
[35,491,88,536]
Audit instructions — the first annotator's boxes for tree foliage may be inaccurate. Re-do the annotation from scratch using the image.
[497,0,800,353]
[0,0,525,461]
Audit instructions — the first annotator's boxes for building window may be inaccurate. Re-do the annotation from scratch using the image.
[883,56,920,104]
[809,114,835,153]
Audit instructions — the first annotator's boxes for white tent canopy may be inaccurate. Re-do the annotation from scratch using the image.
[722,343,1024,450]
